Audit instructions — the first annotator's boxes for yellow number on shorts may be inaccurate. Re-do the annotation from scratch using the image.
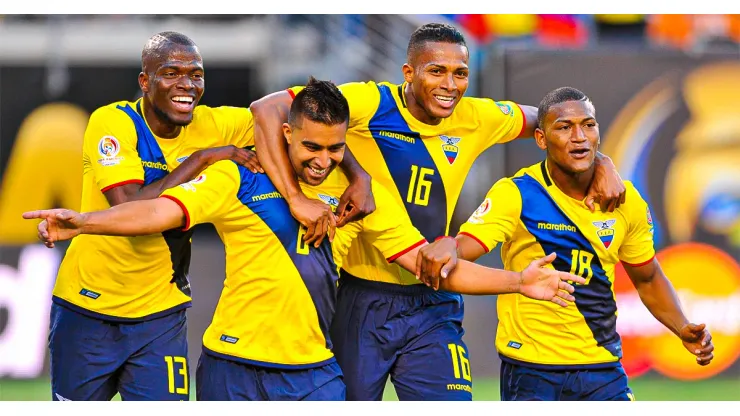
[296,226,310,255]
[407,165,434,206]
[164,355,188,395]
[447,343,472,382]
[569,249,594,284]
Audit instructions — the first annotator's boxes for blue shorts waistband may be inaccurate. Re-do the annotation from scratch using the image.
[202,346,336,371]
[339,269,441,296]
[499,353,622,371]
[52,296,190,323]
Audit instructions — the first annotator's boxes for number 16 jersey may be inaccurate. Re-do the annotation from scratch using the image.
[289,81,525,285]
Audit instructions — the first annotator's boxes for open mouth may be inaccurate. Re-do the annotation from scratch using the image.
[434,94,456,109]
[569,148,590,159]
[307,166,328,179]
[171,96,194,112]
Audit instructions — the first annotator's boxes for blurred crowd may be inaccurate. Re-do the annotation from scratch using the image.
[443,14,740,52]
[2,14,739,53]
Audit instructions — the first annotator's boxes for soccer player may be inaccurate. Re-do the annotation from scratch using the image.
[25,78,586,401]
[43,31,267,401]
[248,23,627,400]
[416,87,715,401]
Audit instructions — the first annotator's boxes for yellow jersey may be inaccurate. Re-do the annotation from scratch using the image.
[161,162,425,369]
[53,98,254,321]
[459,161,656,369]
[289,81,525,285]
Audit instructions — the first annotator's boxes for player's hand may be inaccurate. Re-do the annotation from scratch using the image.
[679,323,714,366]
[22,209,85,248]
[518,253,587,307]
[199,145,264,174]
[290,194,336,247]
[416,237,458,290]
[586,154,626,213]
[336,175,375,227]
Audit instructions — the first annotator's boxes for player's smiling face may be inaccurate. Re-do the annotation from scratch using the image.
[535,100,600,174]
[141,45,204,128]
[403,41,469,125]
[283,117,347,186]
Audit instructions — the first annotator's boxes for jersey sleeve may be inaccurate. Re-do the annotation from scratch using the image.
[83,106,145,192]
[359,180,426,262]
[210,106,255,148]
[458,177,522,252]
[160,160,241,231]
[288,81,380,128]
[618,182,656,267]
[471,98,526,151]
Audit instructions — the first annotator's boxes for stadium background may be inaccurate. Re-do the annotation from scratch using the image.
[0,14,739,400]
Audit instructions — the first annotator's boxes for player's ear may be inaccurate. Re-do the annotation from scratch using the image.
[139,72,149,94]
[402,63,414,83]
[282,123,293,145]
[534,127,547,151]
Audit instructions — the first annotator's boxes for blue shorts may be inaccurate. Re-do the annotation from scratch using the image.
[195,349,345,401]
[330,272,472,401]
[500,360,635,401]
[49,302,189,401]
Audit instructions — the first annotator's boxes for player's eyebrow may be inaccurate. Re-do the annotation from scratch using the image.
[327,142,346,150]
[554,116,595,124]
[159,62,203,72]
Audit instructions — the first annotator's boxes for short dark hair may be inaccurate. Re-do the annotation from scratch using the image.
[141,31,198,70]
[289,76,349,128]
[407,23,467,62]
[537,87,593,129]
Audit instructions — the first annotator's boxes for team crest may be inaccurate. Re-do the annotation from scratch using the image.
[97,136,124,166]
[98,136,120,158]
[592,219,617,248]
[318,194,339,210]
[646,206,654,235]
[440,135,462,164]
[179,174,206,192]
[467,198,491,225]
[496,102,513,116]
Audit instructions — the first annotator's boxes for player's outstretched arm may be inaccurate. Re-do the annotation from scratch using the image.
[104,145,259,207]
[516,104,539,139]
[414,235,488,290]
[395,245,584,307]
[22,198,186,248]
[623,258,715,366]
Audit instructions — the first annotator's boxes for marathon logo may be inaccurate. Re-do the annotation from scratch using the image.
[142,160,170,172]
[537,222,577,232]
[251,192,284,202]
[379,130,416,144]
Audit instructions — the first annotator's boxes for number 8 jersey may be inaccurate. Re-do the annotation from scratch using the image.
[160,161,424,369]
[288,81,524,285]
[458,161,656,369]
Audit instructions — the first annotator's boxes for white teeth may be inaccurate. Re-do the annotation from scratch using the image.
[172,96,193,103]
[309,167,327,175]
[435,95,453,102]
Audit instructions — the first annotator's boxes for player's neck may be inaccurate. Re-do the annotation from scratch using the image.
[546,159,595,201]
[403,83,442,126]
[142,98,182,139]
